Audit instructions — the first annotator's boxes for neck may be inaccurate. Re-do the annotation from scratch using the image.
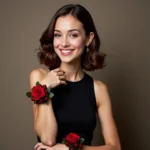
[59,60,84,82]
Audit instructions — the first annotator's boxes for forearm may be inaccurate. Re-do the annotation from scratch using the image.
[50,144,119,150]
[82,145,119,150]
[35,100,57,146]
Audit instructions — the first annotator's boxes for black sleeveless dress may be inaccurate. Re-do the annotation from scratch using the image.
[37,71,97,146]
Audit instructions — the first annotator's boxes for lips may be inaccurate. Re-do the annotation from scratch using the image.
[60,49,74,56]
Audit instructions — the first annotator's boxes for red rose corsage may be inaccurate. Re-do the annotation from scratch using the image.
[26,81,54,104]
[62,132,85,150]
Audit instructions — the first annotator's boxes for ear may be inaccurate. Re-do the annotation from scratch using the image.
[85,32,94,46]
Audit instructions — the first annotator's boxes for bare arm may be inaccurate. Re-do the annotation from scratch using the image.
[30,69,58,146]
[81,80,121,150]
[33,78,121,150]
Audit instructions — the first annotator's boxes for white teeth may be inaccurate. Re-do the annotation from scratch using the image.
[61,50,72,54]
[61,50,72,52]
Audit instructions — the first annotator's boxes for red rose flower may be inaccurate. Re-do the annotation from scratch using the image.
[79,144,82,148]
[74,143,79,148]
[26,81,54,105]
[31,85,46,101]
[66,133,80,144]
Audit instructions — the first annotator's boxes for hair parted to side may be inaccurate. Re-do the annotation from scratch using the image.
[37,4,106,71]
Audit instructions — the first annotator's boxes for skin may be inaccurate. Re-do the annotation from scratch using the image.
[53,15,94,81]
[53,15,89,63]
[31,15,121,150]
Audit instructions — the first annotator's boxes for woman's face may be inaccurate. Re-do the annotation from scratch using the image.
[53,15,87,63]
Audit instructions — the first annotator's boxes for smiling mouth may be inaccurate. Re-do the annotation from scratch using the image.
[60,49,74,56]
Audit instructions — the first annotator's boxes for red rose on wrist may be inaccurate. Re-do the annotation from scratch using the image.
[74,143,79,148]
[31,85,46,101]
[66,133,80,144]
[61,132,84,150]
[26,81,54,104]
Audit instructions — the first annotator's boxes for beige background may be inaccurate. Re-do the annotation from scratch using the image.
[0,0,149,150]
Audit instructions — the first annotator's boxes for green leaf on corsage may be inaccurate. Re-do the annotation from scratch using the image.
[36,81,40,86]
[26,92,31,98]
[61,139,65,144]
[79,138,85,144]
[47,88,51,93]
[49,92,54,98]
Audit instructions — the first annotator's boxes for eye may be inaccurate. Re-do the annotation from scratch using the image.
[54,33,61,38]
[70,33,78,38]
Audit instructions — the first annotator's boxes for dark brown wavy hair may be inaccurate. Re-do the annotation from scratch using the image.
[37,4,106,71]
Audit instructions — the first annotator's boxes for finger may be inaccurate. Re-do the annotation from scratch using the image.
[34,143,43,149]
[54,68,65,74]
[52,68,60,72]
[57,71,65,76]
[59,75,66,80]
[60,80,67,85]
[53,68,65,73]
[37,145,48,150]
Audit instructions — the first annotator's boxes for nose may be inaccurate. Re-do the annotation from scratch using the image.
[61,36,70,47]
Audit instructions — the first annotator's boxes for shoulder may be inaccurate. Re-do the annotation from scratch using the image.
[29,68,49,88]
[30,68,49,78]
[93,79,107,90]
[93,79,110,107]
[93,79,108,93]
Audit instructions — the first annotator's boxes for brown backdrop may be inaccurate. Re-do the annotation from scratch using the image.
[0,0,149,150]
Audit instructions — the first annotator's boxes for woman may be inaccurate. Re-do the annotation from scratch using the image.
[30,4,121,150]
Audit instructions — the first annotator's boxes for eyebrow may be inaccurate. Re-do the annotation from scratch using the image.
[54,29,81,33]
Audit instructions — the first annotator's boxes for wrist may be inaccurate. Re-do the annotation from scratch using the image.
[40,79,50,88]
[61,133,84,150]
[64,144,69,150]
[26,81,54,105]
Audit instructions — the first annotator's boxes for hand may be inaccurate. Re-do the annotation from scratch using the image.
[42,68,67,89]
[51,143,69,150]
[34,143,69,150]
[34,142,52,150]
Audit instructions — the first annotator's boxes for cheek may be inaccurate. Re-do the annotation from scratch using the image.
[53,39,60,48]
[71,38,85,49]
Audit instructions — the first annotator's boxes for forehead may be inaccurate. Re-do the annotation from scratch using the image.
[54,15,84,31]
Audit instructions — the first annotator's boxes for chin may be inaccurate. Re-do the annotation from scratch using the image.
[59,56,79,64]
[60,58,74,63]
